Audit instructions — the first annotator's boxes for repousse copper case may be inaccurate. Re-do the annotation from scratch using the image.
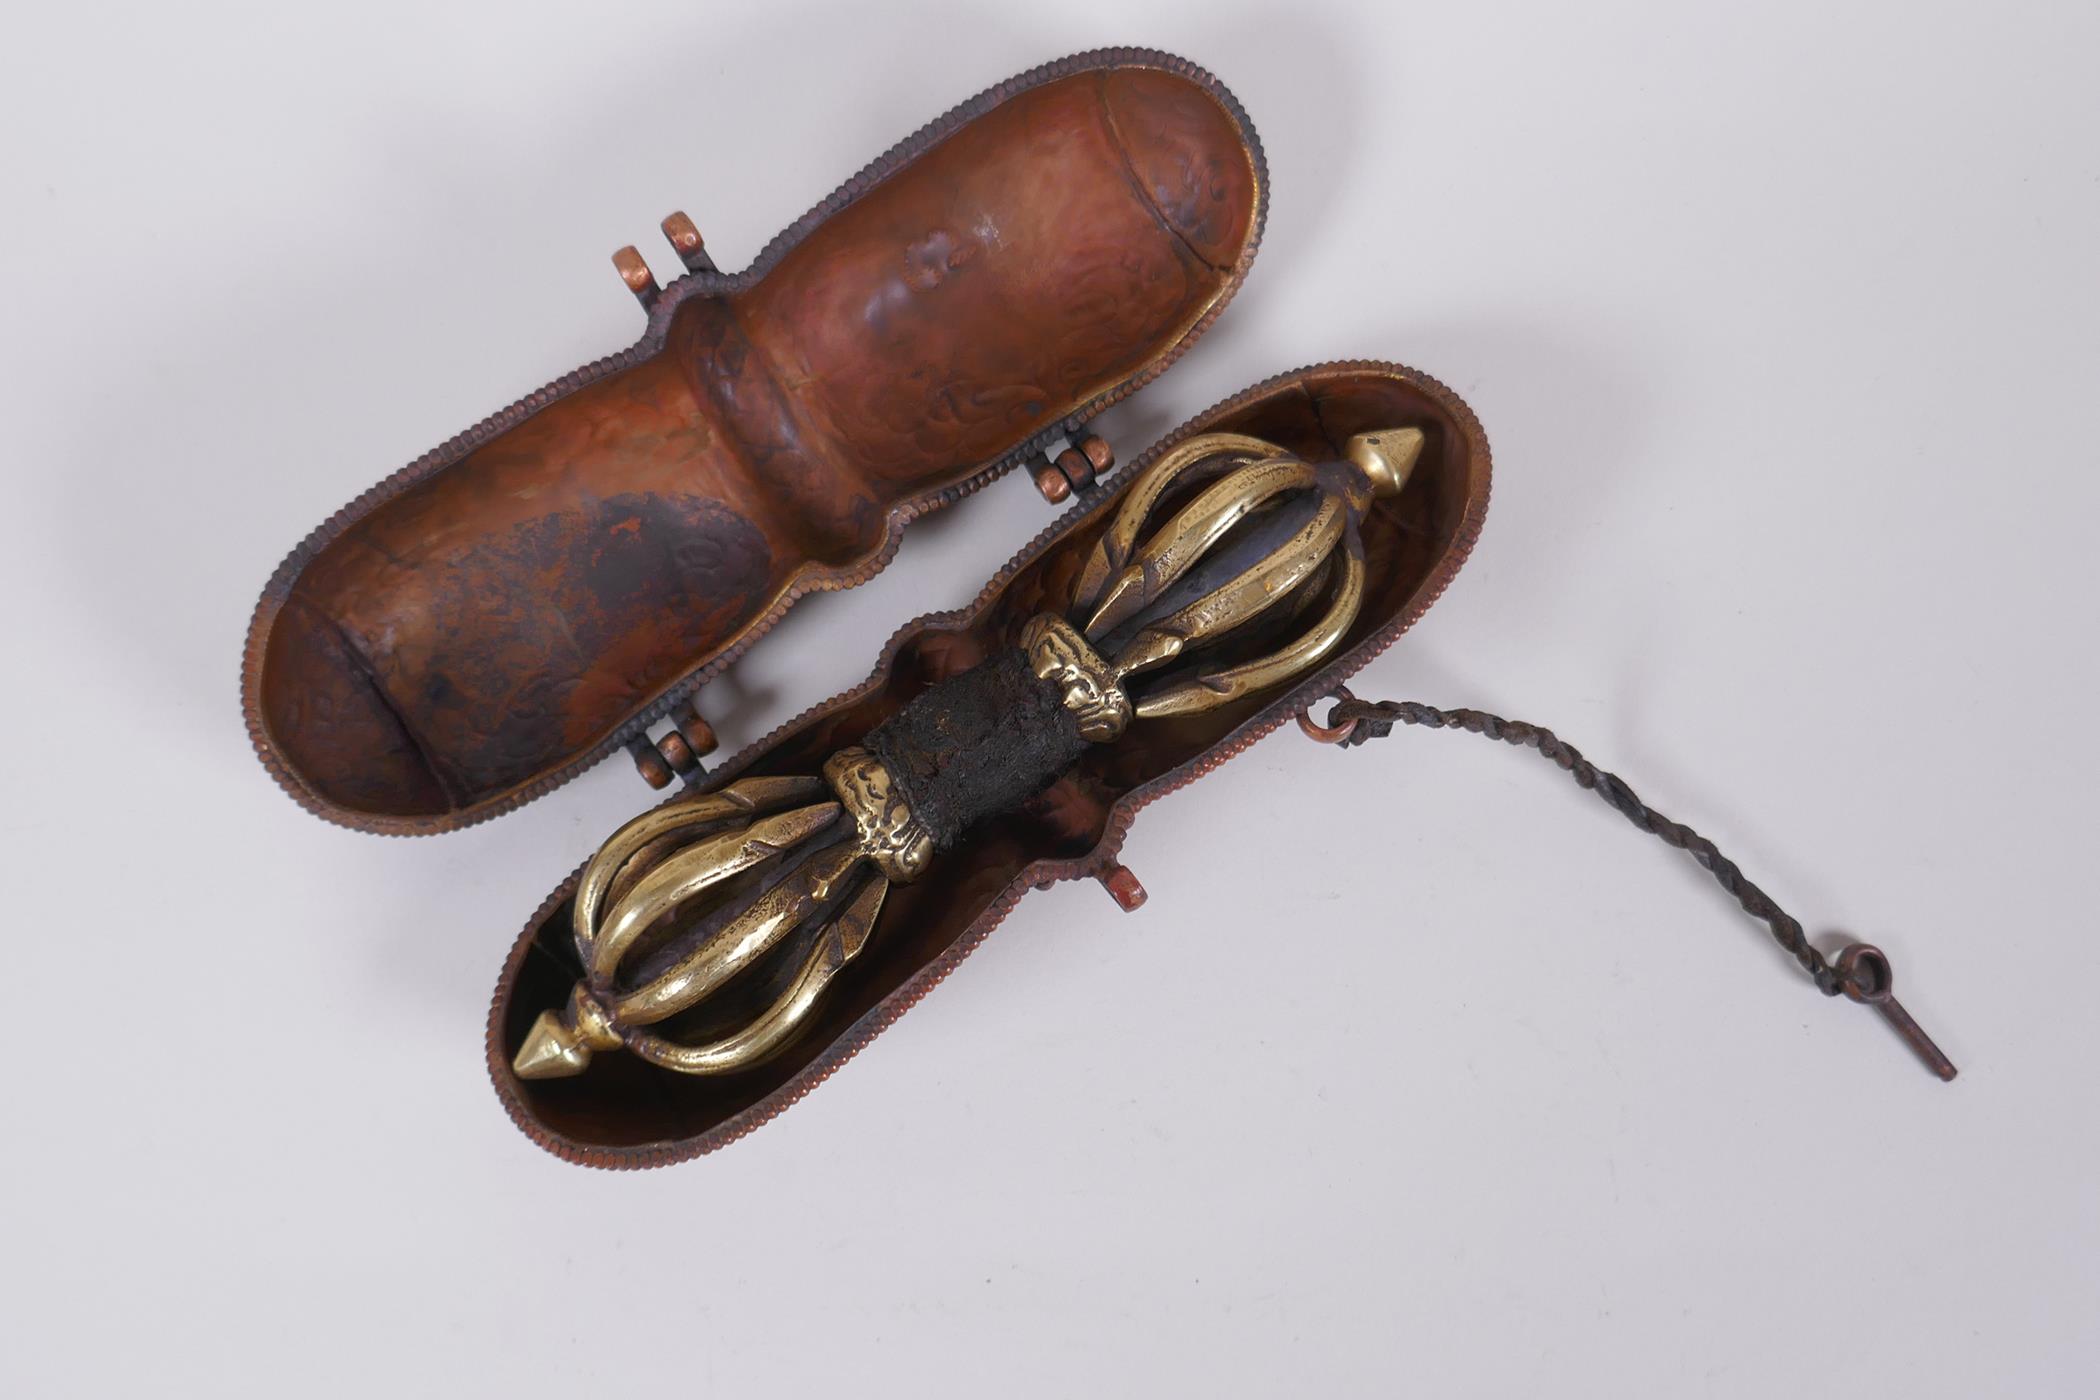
[241,49,1491,1165]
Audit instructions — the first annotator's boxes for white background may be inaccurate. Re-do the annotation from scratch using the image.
[4,2,2095,1394]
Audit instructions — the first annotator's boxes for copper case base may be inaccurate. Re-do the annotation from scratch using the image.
[489,360,1491,1168]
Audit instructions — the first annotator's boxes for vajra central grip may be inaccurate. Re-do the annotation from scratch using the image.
[514,425,1425,1080]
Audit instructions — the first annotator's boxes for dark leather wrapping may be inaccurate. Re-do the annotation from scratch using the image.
[867,651,1090,850]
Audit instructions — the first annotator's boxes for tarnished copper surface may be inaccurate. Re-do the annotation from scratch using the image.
[488,360,1493,1167]
[626,736,674,789]
[1835,943,1959,1080]
[1296,687,1362,744]
[654,729,699,776]
[1054,446,1097,493]
[611,245,658,309]
[1033,458,1073,505]
[1097,862,1148,912]
[244,49,1266,834]
[1078,433,1115,475]
[659,211,715,274]
[669,700,717,757]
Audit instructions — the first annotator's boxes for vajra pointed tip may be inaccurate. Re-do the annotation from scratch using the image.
[1345,426,1425,498]
[513,1009,595,1080]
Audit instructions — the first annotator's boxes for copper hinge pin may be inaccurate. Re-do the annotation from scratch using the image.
[660,211,718,274]
[611,245,659,312]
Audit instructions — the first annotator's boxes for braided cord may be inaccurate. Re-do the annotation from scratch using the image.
[1323,694,1846,996]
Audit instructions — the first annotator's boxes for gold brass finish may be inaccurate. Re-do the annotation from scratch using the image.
[1083,453,1320,637]
[585,802,842,985]
[1346,427,1425,499]
[1132,541,1366,718]
[824,747,934,883]
[515,425,1426,1081]
[628,875,888,1074]
[1021,614,1131,740]
[612,842,861,1027]
[512,770,906,1081]
[514,984,623,1081]
[1107,484,1346,681]
[1067,426,1418,720]
[1070,431,1281,610]
[570,777,826,957]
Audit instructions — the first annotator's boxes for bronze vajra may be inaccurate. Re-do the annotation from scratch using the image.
[515,426,1424,1079]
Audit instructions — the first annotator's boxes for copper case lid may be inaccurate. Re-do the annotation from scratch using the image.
[242,48,1267,834]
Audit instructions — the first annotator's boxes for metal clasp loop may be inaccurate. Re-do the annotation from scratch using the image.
[1296,685,1360,744]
